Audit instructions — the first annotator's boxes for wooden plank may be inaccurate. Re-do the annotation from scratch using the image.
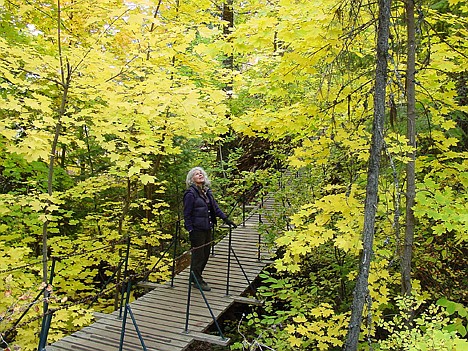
[131,298,233,324]
[65,319,190,351]
[169,271,263,290]
[83,313,198,343]
[87,314,196,341]
[93,312,109,320]
[83,315,211,350]
[128,303,223,327]
[140,287,233,309]
[78,321,190,350]
[200,271,266,286]
[82,325,178,346]
[233,296,263,306]
[139,288,232,310]
[50,333,125,351]
[131,298,230,322]
[203,257,269,270]
[135,288,233,313]
[44,346,64,351]
[188,331,230,346]
[187,261,267,275]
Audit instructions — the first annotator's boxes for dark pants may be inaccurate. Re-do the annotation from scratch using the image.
[189,229,212,283]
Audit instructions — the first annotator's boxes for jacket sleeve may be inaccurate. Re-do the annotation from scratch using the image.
[183,191,195,232]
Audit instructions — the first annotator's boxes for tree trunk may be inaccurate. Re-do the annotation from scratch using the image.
[343,0,391,349]
[222,0,234,75]
[218,0,235,178]
[401,0,416,297]
[38,2,71,348]
[42,0,71,287]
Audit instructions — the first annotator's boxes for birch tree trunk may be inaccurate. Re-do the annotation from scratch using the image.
[343,0,392,349]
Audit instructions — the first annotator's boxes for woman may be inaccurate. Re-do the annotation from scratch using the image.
[183,167,236,291]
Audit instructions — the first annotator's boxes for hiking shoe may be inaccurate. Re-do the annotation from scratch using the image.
[192,281,211,291]
[200,282,211,291]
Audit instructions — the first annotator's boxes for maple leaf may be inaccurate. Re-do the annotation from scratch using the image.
[140,174,155,185]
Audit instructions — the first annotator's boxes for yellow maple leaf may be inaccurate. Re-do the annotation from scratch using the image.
[140,174,155,185]
[293,315,307,323]
[288,335,302,347]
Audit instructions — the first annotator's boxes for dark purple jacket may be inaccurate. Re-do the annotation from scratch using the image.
[183,185,227,232]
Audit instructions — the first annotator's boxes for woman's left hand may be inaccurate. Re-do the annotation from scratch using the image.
[224,219,237,228]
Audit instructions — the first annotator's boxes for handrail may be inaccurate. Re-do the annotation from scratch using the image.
[225,225,233,296]
[118,281,147,351]
[258,196,264,261]
[141,225,179,283]
[171,220,180,287]
[4,261,53,342]
[118,236,131,319]
[184,270,226,340]
[87,258,125,309]
[228,246,255,295]
[225,226,255,296]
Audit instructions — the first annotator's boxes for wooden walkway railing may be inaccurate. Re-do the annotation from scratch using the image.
[46,198,276,351]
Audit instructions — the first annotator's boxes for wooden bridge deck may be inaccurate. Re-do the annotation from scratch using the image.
[46,198,276,351]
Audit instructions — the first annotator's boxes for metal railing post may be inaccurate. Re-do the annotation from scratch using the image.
[211,227,216,256]
[242,193,246,227]
[117,279,147,351]
[225,225,232,296]
[184,267,193,333]
[257,196,263,261]
[230,246,254,293]
[37,258,56,351]
[119,236,131,319]
[126,304,147,351]
[171,221,180,287]
[119,280,136,351]
[187,271,225,340]
[119,281,150,351]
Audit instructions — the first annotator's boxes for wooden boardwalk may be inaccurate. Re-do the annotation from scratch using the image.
[46,198,276,351]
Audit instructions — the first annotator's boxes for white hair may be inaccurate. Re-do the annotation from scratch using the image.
[186,167,211,188]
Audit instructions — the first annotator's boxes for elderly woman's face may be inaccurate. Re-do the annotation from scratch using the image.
[192,170,205,185]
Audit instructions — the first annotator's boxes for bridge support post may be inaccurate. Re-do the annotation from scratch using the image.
[171,220,180,287]
[119,281,148,351]
[37,258,56,351]
[225,226,232,296]
[185,270,226,341]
